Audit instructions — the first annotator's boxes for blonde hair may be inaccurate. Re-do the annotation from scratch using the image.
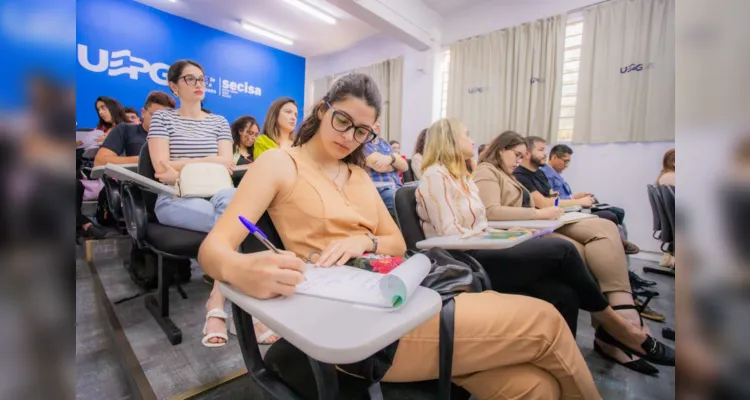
[421,118,469,179]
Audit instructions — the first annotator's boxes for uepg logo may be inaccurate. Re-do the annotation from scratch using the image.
[77,44,169,85]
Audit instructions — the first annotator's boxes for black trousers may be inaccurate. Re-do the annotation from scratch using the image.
[593,206,625,226]
[468,237,609,332]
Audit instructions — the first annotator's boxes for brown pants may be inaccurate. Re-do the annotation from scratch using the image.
[383,291,601,400]
[553,218,631,293]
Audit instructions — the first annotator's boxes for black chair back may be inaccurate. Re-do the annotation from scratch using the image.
[402,159,415,183]
[240,213,285,254]
[658,185,676,241]
[652,185,672,249]
[137,143,159,220]
[394,186,426,251]
[646,184,662,238]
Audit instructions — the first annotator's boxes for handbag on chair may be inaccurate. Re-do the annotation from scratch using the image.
[174,163,233,198]
[334,247,491,400]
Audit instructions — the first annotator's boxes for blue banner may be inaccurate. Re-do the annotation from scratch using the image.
[76,0,305,128]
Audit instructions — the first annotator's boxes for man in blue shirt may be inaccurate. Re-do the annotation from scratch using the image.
[543,144,631,248]
[363,121,409,217]
[541,144,591,201]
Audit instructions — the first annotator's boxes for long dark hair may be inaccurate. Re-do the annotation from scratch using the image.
[293,74,381,167]
[414,128,428,155]
[479,130,527,174]
[94,96,126,131]
[231,115,259,157]
[261,97,297,144]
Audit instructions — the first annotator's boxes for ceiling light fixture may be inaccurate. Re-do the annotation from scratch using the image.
[241,22,294,46]
[282,0,337,25]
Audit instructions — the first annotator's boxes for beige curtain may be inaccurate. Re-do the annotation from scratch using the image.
[311,57,403,142]
[447,14,566,145]
[573,0,675,143]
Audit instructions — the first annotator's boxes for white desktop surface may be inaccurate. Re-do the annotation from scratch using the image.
[220,283,442,364]
[103,163,178,196]
[416,232,533,250]
[91,163,138,179]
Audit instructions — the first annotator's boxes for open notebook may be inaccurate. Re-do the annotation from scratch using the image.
[294,253,432,310]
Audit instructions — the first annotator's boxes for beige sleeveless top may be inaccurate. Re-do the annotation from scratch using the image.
[268,147,382,261]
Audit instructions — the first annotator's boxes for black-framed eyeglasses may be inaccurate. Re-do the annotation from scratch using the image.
[326,101,377,144]
[179,75,207,87]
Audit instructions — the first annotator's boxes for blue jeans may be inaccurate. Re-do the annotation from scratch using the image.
[155,187,236,233]
[376,185,397,216]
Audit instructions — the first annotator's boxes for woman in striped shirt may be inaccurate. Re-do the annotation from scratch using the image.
[416,118,674,370]
[148,60,278,348]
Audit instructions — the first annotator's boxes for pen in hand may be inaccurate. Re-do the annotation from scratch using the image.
[238,216,282,254]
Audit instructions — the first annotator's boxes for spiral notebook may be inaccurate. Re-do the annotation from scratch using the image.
[294,253,431,310]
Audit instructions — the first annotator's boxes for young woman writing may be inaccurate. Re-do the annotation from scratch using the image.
[198,74,603,399]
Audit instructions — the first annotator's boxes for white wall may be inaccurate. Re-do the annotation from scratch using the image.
[306,35,439,155]
[562,141,675,253]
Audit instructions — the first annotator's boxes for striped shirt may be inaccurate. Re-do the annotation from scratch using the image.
[147,109,232,160]
[416,165,489,238]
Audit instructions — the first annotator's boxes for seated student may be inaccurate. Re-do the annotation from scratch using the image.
[230,115,259,169]
[148,59,266,348]
[94,96,127,135]
[123,106,141,124]
[516,137,639,253]
[253,97,298,160]
[656,148,675,268]
[198,74,603,400]
[657,148,675,186]
[364,121,409,217]
[542,144,634,248]
[94,91,176,167]
[388,139,401,154]
[474,131,670,373]
[410,128,428,180]
[418,120,673,374]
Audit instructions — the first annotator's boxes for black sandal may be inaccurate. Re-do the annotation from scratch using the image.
[595,304,675,366]
[593,341,659,375]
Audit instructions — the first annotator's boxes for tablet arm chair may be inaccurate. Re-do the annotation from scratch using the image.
[232,212,471,400]
[119,144,206,345]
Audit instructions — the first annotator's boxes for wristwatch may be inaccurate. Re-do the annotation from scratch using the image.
[389,154,397,165]
[366,233,379,253]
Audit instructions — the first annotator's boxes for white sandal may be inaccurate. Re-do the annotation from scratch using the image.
[253,317,280,345]
[202,308,229,348]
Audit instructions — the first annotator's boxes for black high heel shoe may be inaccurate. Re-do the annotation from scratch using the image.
[629,270,657,287]
[595,304,675,366]
[593,341,659,375]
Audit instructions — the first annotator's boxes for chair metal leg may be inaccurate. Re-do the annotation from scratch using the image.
[145,254,182,345]
[308,358,341,400]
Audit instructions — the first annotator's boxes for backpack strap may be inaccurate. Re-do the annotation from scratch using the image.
[439,297,456,400]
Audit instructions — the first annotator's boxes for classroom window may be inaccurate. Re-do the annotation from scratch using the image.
[557,16,583,143]
[441,49,450,119]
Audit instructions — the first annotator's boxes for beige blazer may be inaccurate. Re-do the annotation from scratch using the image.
[473,162,538,221]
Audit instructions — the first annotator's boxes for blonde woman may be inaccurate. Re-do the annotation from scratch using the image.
[417,119,674,374]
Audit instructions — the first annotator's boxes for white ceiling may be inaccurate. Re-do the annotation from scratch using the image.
[421,0,497,15]
[134,0,379,57]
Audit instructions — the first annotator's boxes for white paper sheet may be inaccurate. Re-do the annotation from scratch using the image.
[294,253,431,309]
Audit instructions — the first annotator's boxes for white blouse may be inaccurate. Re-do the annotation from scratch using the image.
[416,164,490,238]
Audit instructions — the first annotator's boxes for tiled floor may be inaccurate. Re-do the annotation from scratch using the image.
[75,242,675,400]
